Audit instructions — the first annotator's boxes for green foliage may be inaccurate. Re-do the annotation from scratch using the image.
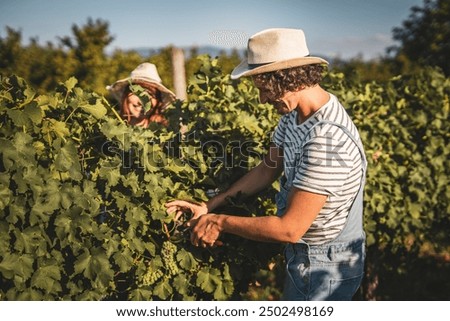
[324,69,449,252]
[0,20,243,100]
[0,19,112,95]
[59,18,114,92]
[391,0,450,75]
[0,56,280,301]
[0,27,73,94]
[1,56,449,301]
[323,69,450,299]
[332,0,450,82]
[331,56,397,83]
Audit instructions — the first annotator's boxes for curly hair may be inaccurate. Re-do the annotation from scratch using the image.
[252,64,325,101]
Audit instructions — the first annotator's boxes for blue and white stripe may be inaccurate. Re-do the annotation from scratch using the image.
[272,93,363,244]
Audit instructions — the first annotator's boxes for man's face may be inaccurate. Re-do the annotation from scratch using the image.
[254,84,294,115]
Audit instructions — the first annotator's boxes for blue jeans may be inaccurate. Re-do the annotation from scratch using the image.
[281,238,365,301]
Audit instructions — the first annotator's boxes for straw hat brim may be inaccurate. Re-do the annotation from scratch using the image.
[231,56,328,79]
[108,76,176,110]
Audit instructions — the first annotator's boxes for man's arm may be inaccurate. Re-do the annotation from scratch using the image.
[165,143,283,217]
[206,143,283,212]
[189,188,327,246]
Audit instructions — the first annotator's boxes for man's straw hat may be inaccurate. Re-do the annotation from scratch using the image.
[231,28,328,79]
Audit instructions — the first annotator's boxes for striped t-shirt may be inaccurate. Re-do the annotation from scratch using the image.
[272,93,364,244]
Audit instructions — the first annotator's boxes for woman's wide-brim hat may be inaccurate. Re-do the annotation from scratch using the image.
[107,62,176,110]
[231,28,328,79]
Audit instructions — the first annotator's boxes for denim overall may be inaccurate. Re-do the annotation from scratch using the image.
[276,120,367,301]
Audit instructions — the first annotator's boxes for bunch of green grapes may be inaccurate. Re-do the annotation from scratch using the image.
[142,265,164,286]
[162,241,179,276]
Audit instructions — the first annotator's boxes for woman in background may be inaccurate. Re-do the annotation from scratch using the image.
[107,63,176,127]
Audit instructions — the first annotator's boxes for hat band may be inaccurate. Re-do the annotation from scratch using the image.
[248,55,312,70]
[248,62,272,70]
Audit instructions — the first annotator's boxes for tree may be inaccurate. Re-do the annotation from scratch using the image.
[0,27,24,74]
[22,40,73,93]
[390,0,450,75]
[60,18,114,92]
[0,28,73,93]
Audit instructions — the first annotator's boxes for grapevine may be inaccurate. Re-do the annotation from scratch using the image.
[0,58,448,301]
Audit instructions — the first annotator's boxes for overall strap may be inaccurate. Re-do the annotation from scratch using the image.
[287,119,367,186]
[304,119,367,173]
[307,120,367,243]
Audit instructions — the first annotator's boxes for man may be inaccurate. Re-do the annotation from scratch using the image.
[166,28,367,300]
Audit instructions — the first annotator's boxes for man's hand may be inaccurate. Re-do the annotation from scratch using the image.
[164,200,208,221]
[165,200,223,248]
[188,214,223,248]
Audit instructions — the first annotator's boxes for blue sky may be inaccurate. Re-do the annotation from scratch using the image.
[0,0,424,60]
